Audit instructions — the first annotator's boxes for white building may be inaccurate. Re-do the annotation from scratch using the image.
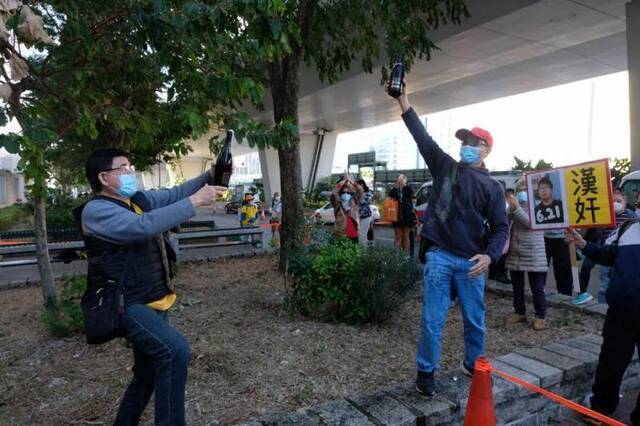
[0,149,25,208]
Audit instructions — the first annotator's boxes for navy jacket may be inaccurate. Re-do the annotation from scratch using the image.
[402,108,509,263]
[583,220,640,318]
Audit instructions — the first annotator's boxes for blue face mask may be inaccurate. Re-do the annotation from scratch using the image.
[517,191,528,204]
[340,193,352,203]
[459,145,481,164]
[117,174,138,198]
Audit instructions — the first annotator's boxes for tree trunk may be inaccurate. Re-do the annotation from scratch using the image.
[33,194,57,310]
[270,57,305,273]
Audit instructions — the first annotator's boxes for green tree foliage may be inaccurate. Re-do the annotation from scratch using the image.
[0,1,289,307]
[209,0,470,271]
[512,156,553,171]
[610,157,630,189]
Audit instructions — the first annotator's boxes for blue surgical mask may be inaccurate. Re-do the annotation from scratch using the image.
[460,145,481,164]
[340,193,352,203]
[517,191,528,203]
[117,174,138,198]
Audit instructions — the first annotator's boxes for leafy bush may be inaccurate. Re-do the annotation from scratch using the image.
[23,188,90,229]
[0,203,31,231]
[288,237,420,324]
[41,276,86,337]
[303,192,327,209]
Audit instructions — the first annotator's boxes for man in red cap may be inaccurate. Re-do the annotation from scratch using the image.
[394,81,509,397]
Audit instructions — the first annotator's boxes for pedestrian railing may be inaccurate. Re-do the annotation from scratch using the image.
[0,225,261,269]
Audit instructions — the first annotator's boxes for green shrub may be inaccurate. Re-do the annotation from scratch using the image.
[288,238,420,324]
[41,276,86,337]
[0,204,31,231]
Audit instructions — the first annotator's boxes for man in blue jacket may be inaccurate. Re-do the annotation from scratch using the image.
[395,82,509,396]
[567,221,640,426]
[80,148,225,425]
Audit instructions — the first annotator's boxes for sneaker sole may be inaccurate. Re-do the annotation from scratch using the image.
[573,296,594,305]
[461,363,474,377]
[415,385,435,397]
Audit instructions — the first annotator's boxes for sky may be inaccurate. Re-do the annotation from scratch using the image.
[333,71,631,173]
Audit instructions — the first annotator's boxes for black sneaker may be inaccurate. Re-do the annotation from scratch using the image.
[461,362,474,377]
[415,370,435,397]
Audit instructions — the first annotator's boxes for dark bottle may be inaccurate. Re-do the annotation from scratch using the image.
[212,130,233,187]
[387,55,404,98]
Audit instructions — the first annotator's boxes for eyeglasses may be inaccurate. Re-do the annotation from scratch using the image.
[462,135,489,148]
[102,164,136,175]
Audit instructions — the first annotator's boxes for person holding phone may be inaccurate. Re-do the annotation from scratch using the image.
[394,80,509,397]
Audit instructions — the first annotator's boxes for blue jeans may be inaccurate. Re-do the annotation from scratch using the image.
[114,304,191,426]
[417,248,486,372]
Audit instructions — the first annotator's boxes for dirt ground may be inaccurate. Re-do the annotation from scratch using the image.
[0,255,603,425]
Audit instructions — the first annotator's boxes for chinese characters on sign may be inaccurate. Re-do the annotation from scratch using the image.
[525,159,614,230]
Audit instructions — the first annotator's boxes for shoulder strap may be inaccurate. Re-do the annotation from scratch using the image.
[613,219,636,247]
[451,163,459,186]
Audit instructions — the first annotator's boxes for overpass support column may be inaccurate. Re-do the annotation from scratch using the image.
[259,130,337,205]
[258,147,281,206]
[299,129,338,193]
[628,0,640,170]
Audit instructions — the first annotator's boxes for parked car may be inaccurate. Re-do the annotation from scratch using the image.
[314,203,381,224]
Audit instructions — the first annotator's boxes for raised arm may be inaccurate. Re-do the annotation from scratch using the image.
[137,172,212,210]
[82,198,196,245]
[511,206,531,228]
[397,82,456,178]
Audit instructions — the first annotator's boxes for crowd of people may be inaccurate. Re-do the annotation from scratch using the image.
[75,79,640,426]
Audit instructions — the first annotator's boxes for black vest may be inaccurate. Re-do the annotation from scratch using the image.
[79,195,172,306]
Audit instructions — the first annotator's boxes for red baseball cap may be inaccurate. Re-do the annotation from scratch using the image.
[455,127,494,148]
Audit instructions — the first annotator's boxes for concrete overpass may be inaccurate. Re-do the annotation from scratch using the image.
[177,0,639,204]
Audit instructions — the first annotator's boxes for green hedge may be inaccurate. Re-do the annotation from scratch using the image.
[287,232,420,324]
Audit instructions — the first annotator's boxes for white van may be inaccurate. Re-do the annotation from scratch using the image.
[414,170,523,221]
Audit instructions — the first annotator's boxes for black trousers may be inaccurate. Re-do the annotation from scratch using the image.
[510,271,547,319]
[590,306,640,425]
[544,237,573,296]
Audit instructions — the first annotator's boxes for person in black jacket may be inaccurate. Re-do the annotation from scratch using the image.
[566,222,640,426]
[80,149,225,425]
[394,81,509,397]
[389,174,416,252]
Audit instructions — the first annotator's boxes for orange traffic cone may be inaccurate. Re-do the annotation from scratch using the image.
[463,356,496,426]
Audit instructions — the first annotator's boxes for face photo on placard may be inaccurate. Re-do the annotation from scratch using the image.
[526,170,570,229]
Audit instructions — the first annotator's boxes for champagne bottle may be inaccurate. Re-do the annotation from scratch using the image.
[387,55,404,98]
[212,130,233,187]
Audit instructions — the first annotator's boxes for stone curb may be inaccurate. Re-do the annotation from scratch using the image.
[484,279,609,318]
[241,333,640,425]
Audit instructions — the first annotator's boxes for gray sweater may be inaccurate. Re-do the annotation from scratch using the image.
[82,173,209,244]
[505,205,548,273]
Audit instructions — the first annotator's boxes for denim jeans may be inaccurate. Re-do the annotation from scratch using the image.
[114,304,191,426]
[417,248,486,372]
